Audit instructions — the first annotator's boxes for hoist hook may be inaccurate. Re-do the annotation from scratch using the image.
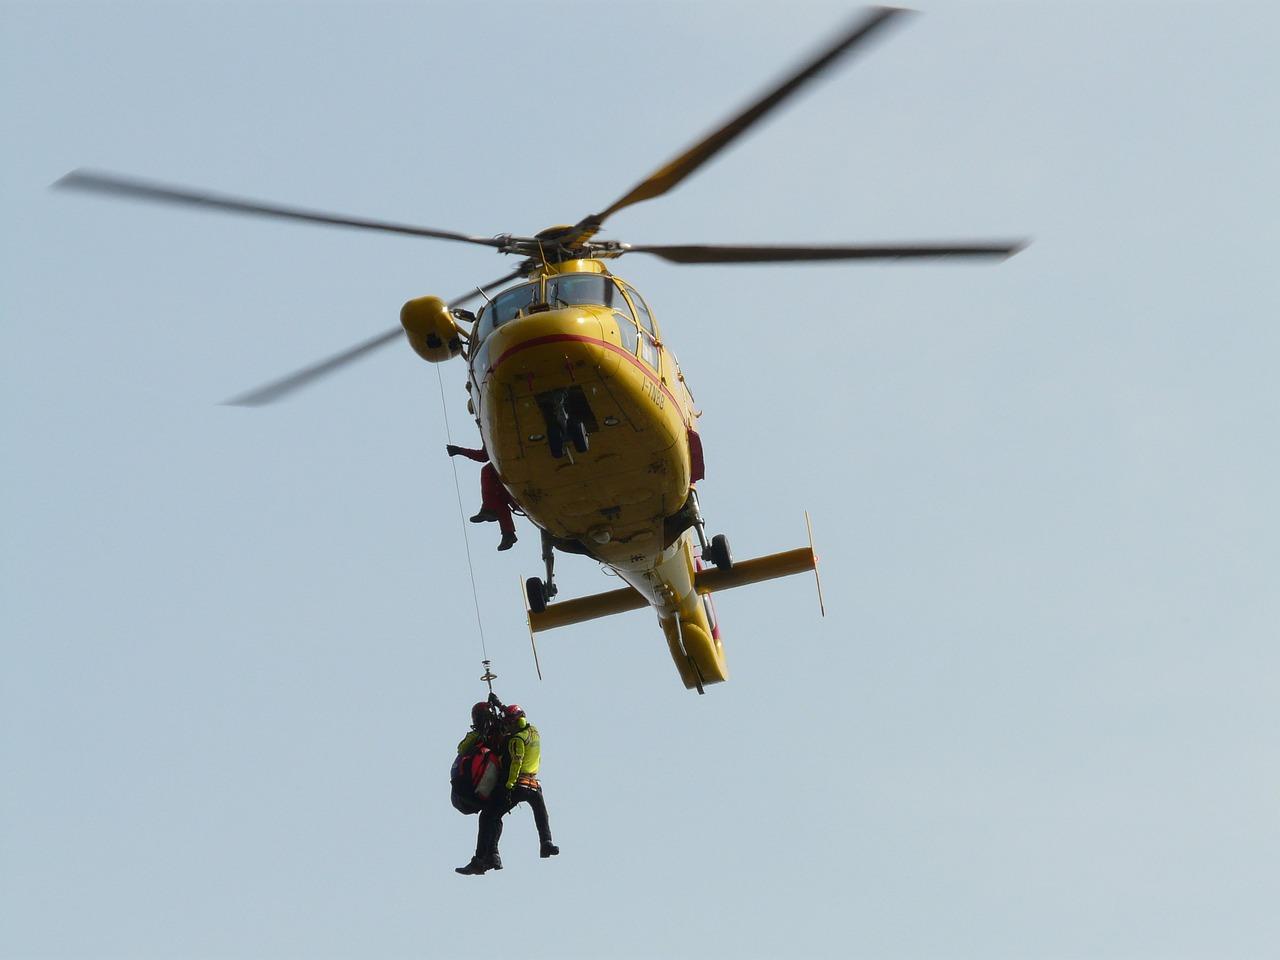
[480,660,498,697]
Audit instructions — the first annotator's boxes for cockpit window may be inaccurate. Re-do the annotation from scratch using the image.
[620,282,656,336]
[491,283,538,325]
[476,282,539,340]
[615,311,638,354]
[474,274,634,342]
[546,274,628,313]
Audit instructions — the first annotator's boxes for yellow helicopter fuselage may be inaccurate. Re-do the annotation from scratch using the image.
[465,259,726,688]
[57,9,1022,693]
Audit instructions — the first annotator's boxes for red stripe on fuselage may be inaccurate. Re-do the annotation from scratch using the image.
[490,333,683,411]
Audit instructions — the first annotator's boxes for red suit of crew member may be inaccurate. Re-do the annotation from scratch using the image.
[446,444,518,551]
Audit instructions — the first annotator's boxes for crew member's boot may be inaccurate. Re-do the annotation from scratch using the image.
[540,842,560,858]
[455,856,490,876]
[470,509,498,523]
[498,531,518,551]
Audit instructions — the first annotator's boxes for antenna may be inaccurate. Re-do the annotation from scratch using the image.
[805,510,826,617]
[521,576,544,681]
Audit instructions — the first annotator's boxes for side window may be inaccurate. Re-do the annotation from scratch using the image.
[623,283,656,337]
[614,312,638,355]
[639,331,660,371]
[609,280,633,319]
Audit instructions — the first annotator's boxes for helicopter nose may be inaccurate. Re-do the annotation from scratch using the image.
[485,308,617,383]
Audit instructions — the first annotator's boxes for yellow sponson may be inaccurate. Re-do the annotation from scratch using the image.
[400,296,462,363]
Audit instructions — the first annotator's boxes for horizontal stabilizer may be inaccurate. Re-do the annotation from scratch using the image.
[693,546,816,595]
[527,545,817,634]
[527,584,648,633]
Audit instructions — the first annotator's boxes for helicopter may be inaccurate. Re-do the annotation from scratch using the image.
[55,7,1025,693]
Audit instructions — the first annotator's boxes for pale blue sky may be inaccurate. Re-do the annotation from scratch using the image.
[3,2,1278,958]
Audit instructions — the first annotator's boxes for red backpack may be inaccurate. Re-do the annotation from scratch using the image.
[450,744,501,815]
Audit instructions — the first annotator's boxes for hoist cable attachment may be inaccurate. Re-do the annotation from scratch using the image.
[434,364,489,666]
[480,659,498,697]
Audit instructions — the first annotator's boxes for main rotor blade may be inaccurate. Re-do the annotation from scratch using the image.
[581,6,909,232]
[55,170,508,249]
[223,270,523,407]
[626,241,1028,264]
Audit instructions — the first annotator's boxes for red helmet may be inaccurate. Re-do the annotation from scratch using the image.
[504,703,525,720]
[471,702,492,727]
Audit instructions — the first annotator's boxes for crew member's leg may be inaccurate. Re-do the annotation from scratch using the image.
[456,793,509,875]
[477,802,505,866]
[479,463,517,550]
[511,782,558,857]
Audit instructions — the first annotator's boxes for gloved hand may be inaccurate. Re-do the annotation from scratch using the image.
[446,444,462,456]
[488,692,503,707]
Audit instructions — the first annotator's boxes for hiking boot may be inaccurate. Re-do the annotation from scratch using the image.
[455,856,490,876]
[489,854,503,871]
[540,842,560,859]
[497,532,518,551]
[470,509,498,524]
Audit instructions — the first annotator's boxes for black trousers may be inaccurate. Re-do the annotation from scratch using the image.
[476,782,554,857]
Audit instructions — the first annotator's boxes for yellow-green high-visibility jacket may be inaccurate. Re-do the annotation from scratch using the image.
[457,730,484,755]
[503,718,541,789]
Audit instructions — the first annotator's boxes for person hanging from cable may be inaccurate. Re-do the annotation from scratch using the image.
[446,440,518,552]
[451,701,503,816]
[456,694,558,875]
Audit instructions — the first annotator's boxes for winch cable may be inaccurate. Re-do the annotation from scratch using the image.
[435,365,490,667]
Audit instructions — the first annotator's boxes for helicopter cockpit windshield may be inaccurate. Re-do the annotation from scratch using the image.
[476,282,539,340]
[546,274,629,314]
[475,274,631,341]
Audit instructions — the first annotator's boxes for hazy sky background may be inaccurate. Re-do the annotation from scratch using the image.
[3,2,1277,958]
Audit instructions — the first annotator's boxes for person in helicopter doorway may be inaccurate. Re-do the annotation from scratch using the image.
[456,696,559,875]
[445,442,518,551]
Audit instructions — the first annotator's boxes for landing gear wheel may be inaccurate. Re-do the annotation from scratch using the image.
[569,418,589,454]
[705,533,733,571]
[526,576,548,614]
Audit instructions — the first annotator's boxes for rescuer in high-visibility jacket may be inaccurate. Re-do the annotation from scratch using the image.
[456,701,558,875]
